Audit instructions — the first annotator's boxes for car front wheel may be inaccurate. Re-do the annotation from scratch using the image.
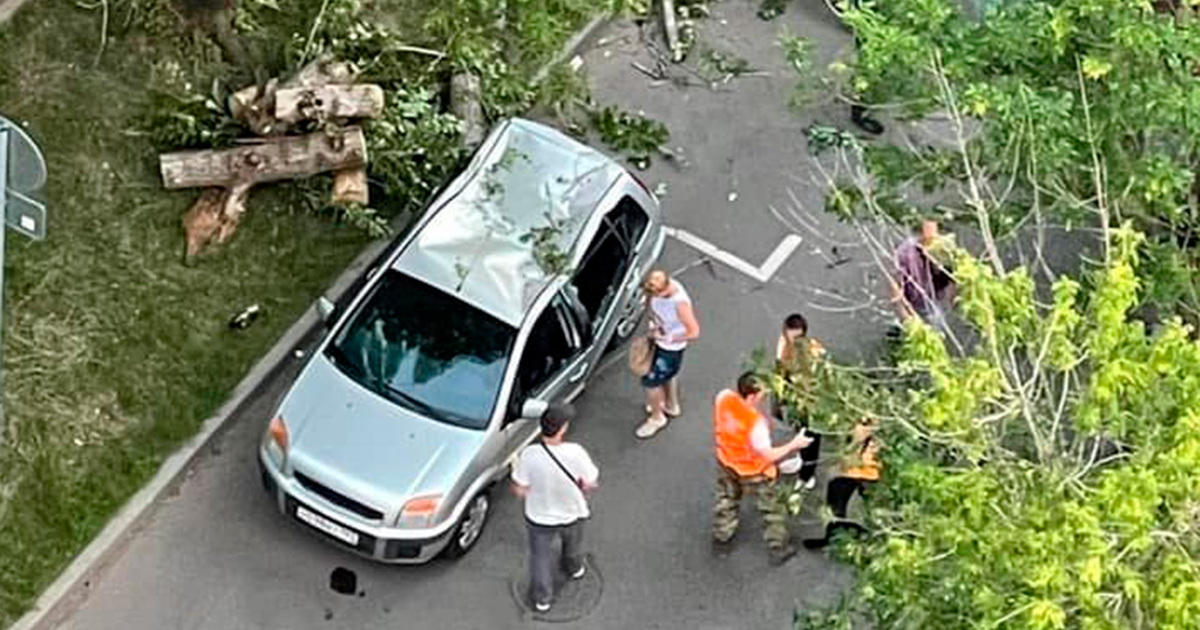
[442,490,491,559]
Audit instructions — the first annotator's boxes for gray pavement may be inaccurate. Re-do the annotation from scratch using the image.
[56,2,889,629]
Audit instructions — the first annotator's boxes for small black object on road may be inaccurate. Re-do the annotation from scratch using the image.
[330,567,357,595]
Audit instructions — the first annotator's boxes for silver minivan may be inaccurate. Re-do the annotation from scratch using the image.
[258,118,665,562]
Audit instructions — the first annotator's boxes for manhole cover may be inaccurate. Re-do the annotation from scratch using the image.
[509,554,603,623]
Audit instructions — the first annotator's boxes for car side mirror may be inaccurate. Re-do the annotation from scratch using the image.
[521,398,549,420]
[316,296,336,326]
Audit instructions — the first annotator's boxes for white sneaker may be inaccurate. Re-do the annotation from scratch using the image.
[570,564,587,580]
[534,602,551,613]
[635,416,668,439]
[804,476,818,490]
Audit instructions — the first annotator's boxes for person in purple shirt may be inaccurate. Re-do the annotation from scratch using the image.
[890,219,956,332]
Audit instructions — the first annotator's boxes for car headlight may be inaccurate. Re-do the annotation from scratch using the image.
[263,415,289,468]
[396,494,442,528]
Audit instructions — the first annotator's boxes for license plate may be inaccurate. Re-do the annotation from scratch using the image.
[296,505,360,546]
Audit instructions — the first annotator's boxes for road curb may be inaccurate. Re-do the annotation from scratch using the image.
[532,12,612,86]
[6,13,614,630]
[8,234,389,630]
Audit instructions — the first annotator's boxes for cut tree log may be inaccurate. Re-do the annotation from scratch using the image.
[182,181,253,260]
[332,168,369,205]
[450,72,486,149]
[229,56,356,136]
[159,126,368,190]
[275,85,385,125]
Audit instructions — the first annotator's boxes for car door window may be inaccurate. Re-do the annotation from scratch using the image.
[560,286,594,348]
[511,297,581,412]
[571,197,651,325]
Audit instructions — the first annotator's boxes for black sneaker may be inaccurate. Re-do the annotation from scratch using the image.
[802,537,830,550]
[769,544,798,566]
[851,106,885,135]
[711,537,734,557]
[853,115,884,135]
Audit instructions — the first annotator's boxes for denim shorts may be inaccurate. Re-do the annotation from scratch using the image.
[641,346,684,388]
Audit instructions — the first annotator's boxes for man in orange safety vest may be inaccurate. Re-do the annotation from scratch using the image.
[712,372,813,565]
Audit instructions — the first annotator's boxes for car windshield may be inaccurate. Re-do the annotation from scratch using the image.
[324,269,517,429]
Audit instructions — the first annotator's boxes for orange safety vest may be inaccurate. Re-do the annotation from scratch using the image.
[713,389,777,480]
[842,428,882,481]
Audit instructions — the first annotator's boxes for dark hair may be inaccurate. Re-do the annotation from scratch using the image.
[736,372,762,398]
[783,313,808,335]
[540,403,574,437]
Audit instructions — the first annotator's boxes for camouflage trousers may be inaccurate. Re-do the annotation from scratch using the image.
[712,466,790,550]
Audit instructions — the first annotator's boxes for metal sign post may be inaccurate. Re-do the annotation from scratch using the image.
[0,115,48,449]
[0,123,7,448]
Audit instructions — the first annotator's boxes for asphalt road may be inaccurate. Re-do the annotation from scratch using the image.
[57,3,892,629]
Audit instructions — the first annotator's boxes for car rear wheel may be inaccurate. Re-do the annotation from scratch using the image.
[442,490,491,559]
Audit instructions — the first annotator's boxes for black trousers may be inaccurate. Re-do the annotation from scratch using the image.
[804,476,873,549]
[798,432,822,483]
[828,476,869,518]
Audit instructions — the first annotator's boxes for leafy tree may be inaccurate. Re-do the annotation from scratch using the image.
[832,0,1200,320]
[773,4,1200,618]
[785,219,1200,630]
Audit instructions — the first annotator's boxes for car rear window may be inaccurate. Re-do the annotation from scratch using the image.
[324,270,517,430]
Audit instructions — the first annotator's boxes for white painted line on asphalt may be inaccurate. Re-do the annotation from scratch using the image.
[664,226,802,283]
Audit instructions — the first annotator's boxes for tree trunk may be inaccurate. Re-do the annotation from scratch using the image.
[159,127,368,189]
[450,72,486,149]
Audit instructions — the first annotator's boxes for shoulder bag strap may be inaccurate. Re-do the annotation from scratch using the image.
[540,442,585,491]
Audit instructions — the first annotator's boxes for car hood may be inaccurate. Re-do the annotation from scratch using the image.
[279,354,486,519]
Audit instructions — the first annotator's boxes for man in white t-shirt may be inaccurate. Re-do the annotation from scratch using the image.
[511,403,599,613]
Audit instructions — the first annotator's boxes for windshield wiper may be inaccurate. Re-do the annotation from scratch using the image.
[380,382,440,418]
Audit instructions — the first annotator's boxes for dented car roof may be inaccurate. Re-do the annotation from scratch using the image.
[393,118,627,327]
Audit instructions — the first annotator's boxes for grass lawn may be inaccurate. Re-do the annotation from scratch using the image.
[0,0,603,624]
